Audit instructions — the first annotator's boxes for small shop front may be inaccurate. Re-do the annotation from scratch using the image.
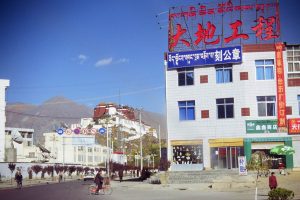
[170,140,203,171]
[209,138,244,169]
[244,137,294,169]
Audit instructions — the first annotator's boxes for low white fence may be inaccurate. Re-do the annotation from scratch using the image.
[0,162,83,181]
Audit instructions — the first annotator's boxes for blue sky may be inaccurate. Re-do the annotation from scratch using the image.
[1,0,300,114]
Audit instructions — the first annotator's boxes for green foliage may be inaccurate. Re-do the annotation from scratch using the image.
[247,151,271,171]
[268,188,294,200]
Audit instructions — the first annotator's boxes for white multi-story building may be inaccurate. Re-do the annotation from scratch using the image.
[5,127,36,162]
[43,132,109,167]
[166,44,300,171]
[0,79,9,162]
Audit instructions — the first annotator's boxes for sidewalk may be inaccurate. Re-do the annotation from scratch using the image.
[0,176,80,190]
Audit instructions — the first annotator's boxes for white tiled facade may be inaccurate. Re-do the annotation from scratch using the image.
[44,132,109,167]
[0,79,9,162]
[166,44,300,171]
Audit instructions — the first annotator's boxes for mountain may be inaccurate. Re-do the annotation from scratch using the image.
[5,96,167,143]
[5,96,93,143]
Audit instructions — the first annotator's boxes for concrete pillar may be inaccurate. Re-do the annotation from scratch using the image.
[202,138,211,170]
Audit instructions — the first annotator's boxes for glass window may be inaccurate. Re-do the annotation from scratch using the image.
[257,96,276,116]
[172,145,203,164]
[216,65,233,83]
[178,100,195,120]
[256,59,274,80]
[178,68,194,86]
[78,146,84,151]
[287,45,300,78]
[216,98,234,119]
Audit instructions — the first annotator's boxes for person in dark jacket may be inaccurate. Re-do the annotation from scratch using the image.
[15,171,23,189]
[269,172,278,190]
[94,171,103,194]
[119,168,124,182]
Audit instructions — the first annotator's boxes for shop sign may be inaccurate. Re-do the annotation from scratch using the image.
[238,156,247,176]
[246,120,277,134]
[168,0,280,52]
[288,118,300,135]
[275,43,287,127]
[167,46,242,69]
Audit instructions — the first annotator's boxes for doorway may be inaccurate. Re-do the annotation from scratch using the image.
[211,147,244,169]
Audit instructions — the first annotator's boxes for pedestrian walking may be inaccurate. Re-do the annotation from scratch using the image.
[269,172,278,190]
[94,171,103,194]
[15,171,23,189]
[58,172,63,182]
[119,168,123,182]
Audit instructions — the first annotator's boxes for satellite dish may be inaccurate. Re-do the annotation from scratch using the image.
[11,130,23,144]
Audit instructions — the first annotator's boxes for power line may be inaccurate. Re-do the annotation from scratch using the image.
[4,109,82,120]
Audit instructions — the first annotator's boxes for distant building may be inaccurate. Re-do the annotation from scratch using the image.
[93,103,158,140]
[0,79,9,162]
[4,127,37,162]
[43,132,109,167]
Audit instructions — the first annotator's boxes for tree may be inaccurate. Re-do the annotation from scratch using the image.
[247,151,272,200]
[8,163,16,184]
[68,166,76,178]
[46,165,54,177]
[41,167,47,179]
[31,165,43,179]
[83,167,90,174]
[76,166,83,176]
[54,164,62,175]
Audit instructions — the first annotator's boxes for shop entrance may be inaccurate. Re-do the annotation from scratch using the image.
[211,147,244,169]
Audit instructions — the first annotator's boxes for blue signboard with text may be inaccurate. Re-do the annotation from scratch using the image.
[167,46,242,69]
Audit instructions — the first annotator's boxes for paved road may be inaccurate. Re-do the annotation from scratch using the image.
[0,180,272,200]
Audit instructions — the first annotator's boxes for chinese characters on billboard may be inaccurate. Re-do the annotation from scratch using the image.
[275,43,287,128]
[288,118,300,135]
[168,0,280,52]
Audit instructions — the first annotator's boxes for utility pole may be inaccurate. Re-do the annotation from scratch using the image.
[158,124,161,159]
[139,108,143,171]
[106,122,110,177]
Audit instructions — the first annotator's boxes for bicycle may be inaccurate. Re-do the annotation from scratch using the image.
[89,178,113,195]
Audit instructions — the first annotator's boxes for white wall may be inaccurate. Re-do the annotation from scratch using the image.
[0,79,9,162]
[166,49,295,168]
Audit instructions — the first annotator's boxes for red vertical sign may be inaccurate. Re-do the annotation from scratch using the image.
[275,43,286,127]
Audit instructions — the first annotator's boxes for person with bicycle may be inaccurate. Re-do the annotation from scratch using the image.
[94,171,103,195]
[15,171,23,189]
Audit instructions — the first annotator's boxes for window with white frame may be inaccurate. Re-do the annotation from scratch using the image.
[256,59,274,80]
[178,68,194,86]
[78,146,84,152]
[78,155,85,162]
[178,100,195,120]
[216,65,233,83]
[216,98,234,119]
[287,45,300,78]
[257,96,276,116]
